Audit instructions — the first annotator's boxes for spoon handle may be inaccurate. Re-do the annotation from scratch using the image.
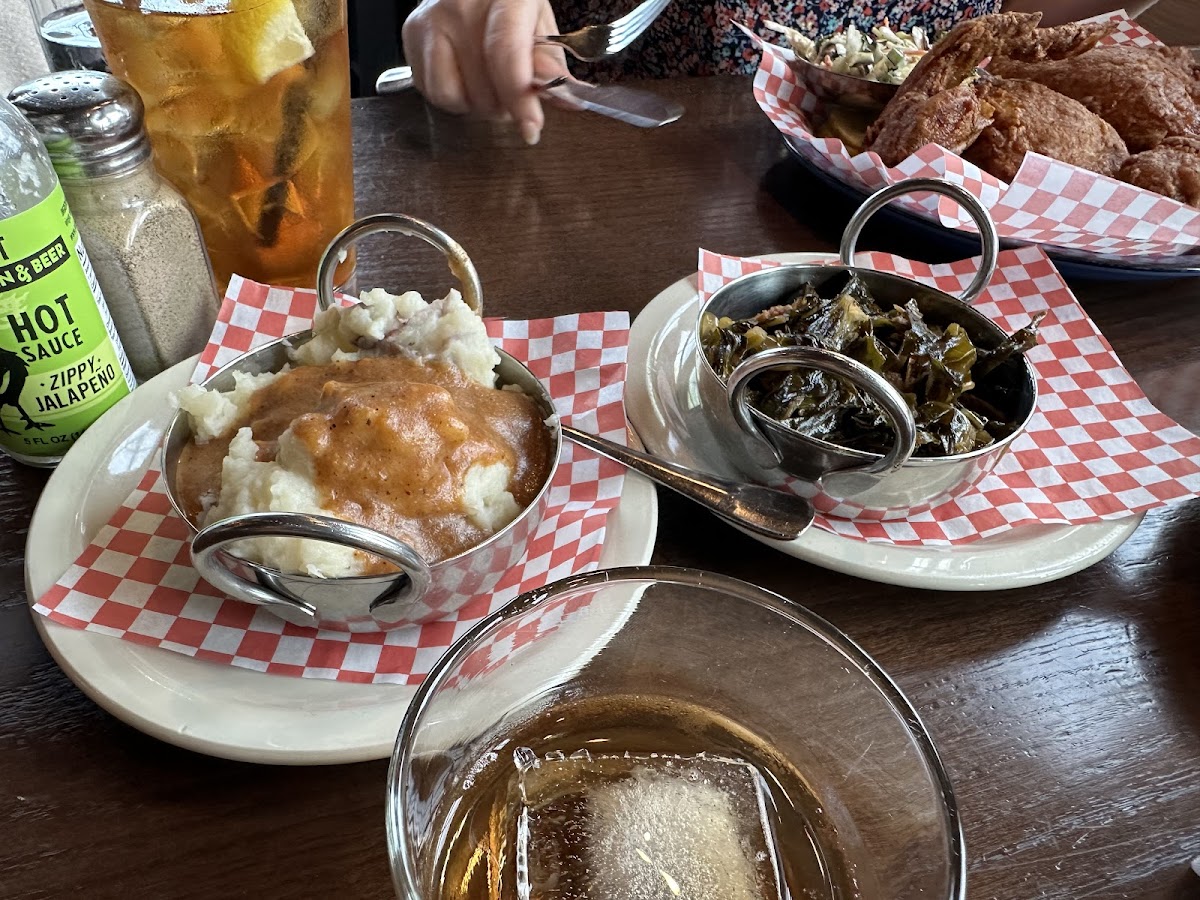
[560,425,814,542]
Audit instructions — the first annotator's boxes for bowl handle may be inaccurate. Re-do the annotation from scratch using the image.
[316,213,484,316]
[191,511,433,628]
[726,346,917,477]
[839,177,999,305]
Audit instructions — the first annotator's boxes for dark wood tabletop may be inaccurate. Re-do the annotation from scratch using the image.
[3,76,1199,900]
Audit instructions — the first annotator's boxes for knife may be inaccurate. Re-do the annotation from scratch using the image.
[538,77,683,128]
[375,65,415,93]
[374,66,683,129]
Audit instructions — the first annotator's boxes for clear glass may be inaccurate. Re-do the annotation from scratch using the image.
[81,0,356,294]
[26,0,108,72]
[386,566,967,900]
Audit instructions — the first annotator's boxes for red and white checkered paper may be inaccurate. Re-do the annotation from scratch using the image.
[699,247,1200,544]
[32,276,631,684]
[752,12,1200,258]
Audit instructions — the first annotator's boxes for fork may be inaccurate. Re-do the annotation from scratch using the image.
[536,0,673,62]
[374,0,672,96]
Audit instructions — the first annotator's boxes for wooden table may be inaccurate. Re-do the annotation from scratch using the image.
[3,77,1199,900]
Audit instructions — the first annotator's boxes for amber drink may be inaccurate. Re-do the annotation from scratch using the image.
[82,0,356,293]
[427,694,856,900]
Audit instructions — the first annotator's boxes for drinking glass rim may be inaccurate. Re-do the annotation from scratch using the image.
[384,564,967,900]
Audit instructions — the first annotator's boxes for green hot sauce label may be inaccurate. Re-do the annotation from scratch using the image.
[0,184,135,459]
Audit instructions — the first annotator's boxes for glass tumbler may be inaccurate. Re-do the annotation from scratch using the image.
[386,566,967,900]
[81,0,356,294]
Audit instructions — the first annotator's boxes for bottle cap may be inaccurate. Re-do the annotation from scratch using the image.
[7,70,150,179]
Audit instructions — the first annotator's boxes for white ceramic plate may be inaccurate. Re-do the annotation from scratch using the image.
[24,357,658,765]
[625,253,1143,591]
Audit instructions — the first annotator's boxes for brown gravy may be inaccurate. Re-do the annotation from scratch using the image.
[177,357,554,572]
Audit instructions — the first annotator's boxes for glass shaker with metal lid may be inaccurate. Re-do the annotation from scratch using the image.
[9,71,220,382]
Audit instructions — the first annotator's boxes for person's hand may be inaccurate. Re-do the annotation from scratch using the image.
[401,0,569,144]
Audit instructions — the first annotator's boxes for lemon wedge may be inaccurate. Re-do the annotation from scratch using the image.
[223,0,315,84]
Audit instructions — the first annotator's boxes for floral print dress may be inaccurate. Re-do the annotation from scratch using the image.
[558,0,1003,78]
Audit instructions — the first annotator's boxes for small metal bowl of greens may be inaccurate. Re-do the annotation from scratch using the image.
[696,179,1041,520]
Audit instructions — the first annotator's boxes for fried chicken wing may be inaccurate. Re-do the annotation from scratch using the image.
[865,13,1031,163]
[962,78,1128,182]
[1117,136,1200,207]
[988,46,1200,152]
[866,83,997,164]
[865,13,1117,165]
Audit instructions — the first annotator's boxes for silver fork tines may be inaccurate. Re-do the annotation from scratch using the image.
[536,0,673,62]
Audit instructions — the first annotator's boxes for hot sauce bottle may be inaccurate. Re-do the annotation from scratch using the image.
[0,94,134,467]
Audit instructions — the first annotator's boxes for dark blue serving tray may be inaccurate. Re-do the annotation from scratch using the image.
[779,137,1200,284]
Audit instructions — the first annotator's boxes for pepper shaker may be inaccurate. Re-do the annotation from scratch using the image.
[9,71,220,382]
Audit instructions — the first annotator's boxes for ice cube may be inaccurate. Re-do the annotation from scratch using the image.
[306,55,351,123]
[516,750,785,900]
[146,86,239,139]
[231,178,305,239]
[295,0,344,46]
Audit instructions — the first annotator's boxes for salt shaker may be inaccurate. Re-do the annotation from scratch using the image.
[9,71,220,382]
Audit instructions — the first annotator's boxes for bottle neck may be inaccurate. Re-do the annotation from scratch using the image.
[0,97,62,217]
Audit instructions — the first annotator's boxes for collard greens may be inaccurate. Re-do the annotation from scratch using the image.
[700,274,1041,457]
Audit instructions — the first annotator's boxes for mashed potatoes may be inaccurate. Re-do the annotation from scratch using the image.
[292,287,499,384]
[173,288,552,578]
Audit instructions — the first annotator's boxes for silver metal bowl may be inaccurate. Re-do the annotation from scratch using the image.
[161,214,560,631]
[789,55,899,112]
[696,178,1038,520]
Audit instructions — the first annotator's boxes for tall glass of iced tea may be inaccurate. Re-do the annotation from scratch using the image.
[82,0,356,293]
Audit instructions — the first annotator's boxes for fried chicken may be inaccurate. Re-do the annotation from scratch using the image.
[1117,136,1200,206]
[865,12,1117,166]
[999,18,1116,62]
[988,45,1200,152]
[866,82,996,164]
[962,78,1128,182]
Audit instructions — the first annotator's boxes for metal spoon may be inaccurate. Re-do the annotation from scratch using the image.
[561,425,814,541]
